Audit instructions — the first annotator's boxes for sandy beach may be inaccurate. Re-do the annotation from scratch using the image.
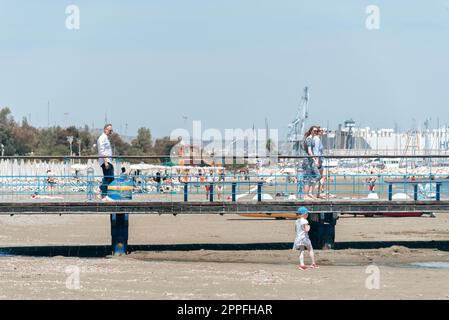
[1,212,449,300]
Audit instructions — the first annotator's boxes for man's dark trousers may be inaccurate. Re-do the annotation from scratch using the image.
[101,162,115,197]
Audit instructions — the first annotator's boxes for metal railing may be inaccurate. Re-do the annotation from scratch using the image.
[0,155,448,202]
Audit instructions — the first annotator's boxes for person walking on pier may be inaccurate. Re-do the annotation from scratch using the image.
[313,127,326,198]
[293,206,319,270]
[302,126,321,200]
[98,123,115,201]
[366,171,377,193]
[216,170,225,201]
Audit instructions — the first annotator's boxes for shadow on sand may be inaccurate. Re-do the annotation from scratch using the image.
[1,240,449,258]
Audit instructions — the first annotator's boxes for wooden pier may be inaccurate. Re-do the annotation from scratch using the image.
[0,200,445,255]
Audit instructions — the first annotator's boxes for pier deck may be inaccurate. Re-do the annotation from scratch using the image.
[0,200,447,215]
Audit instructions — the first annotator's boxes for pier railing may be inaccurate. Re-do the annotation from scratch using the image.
[0,155,448,202]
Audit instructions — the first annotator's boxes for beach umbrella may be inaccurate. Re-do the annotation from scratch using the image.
[71,164,88,171]
[130,164,145,170]
[367,193,379,200]
[392,193,409,200]
[252,193,273,200]
[130,163,154,171]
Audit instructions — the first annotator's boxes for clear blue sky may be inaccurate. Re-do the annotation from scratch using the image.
[1,0,448,138]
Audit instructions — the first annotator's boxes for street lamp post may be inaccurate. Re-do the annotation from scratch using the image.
[67,136,74,158]
[77,138,82,163]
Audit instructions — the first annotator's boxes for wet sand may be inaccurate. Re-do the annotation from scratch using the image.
[1,213,449,299]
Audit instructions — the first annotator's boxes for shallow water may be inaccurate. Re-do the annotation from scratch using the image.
[409,262,449,269]
[0,252,13,257]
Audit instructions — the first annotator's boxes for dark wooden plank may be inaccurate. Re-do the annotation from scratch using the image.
[0,200,448,214]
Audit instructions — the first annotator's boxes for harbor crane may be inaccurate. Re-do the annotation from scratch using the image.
[287,86,309,155]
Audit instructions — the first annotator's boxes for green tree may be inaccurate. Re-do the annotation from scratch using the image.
[109,132,131,156]
[0,107,17,155]
[0,126,16,155]
[0,107,14,126]
[153,136,179,163]
[0,108,185,158]
[12,119,39,155]
[36,128,57,155]
[131,127,152,154]
[78,125,96,155]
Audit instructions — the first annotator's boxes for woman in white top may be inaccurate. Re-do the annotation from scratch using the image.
[216,171,225,200]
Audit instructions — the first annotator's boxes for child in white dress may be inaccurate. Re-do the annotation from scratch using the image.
[293,206,319,270]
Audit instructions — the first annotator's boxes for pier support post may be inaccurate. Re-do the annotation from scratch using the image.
[110,214,129,255]
[231,182,236,202]
[257,182,263,202]
[184,183,188,202]
[414,184,418,201]
[308,212,339,249]
[209,183,214,202]
[436,183,441,201]
[388,184,393,201]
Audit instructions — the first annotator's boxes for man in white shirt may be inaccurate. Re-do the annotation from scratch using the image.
[98,123,114,201]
